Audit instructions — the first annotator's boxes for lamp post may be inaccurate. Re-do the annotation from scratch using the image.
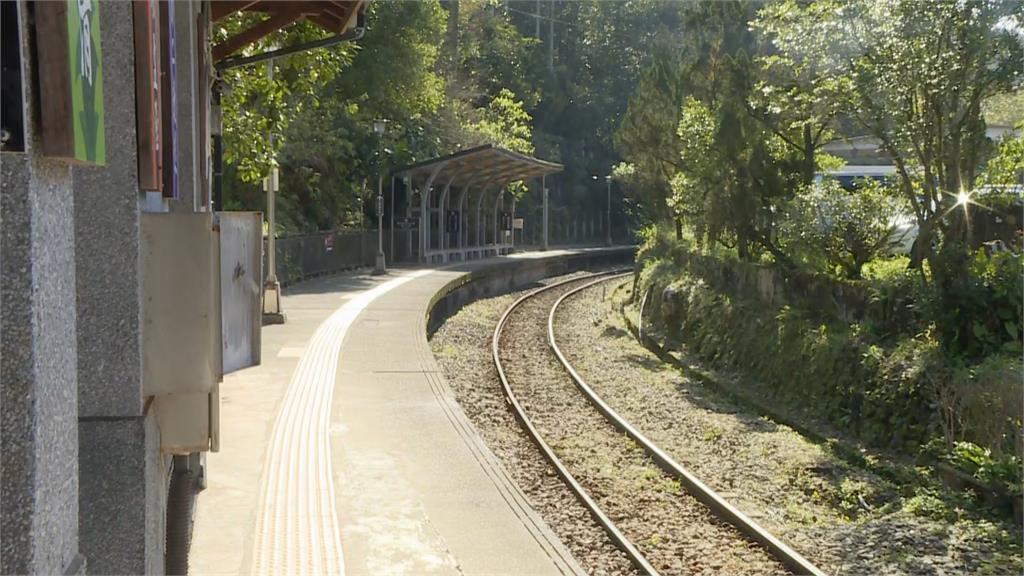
[373,119,389,275]
[262,161,285,324]
[605,174,613,246]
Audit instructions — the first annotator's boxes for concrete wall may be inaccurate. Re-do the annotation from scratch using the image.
[426,248,636,335]
[0,3,82,573]
[73,2,188,573]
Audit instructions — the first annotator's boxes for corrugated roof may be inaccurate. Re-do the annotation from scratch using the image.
[391,144,562,190]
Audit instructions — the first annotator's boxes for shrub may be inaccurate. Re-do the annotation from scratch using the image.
[780,179,908,279]
[931,247,1023,357]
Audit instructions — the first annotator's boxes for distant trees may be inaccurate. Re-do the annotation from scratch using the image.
[758,0,1024,352]
[616,0,1023,270]
[218,0,543,233]
[757,0,1024,270]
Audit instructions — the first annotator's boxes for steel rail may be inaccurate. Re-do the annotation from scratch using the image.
[492,272,661,576]
[548,274,827,576]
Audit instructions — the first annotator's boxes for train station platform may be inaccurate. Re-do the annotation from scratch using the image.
[189,248,631,576]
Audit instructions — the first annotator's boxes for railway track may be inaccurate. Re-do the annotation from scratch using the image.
[492,271,826,576]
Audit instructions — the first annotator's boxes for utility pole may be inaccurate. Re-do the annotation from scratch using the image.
[535,0,540,38]
[548,0,554,73]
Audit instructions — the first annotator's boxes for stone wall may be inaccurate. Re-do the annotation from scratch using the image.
[663,249,913,330]
[0,4,81,572]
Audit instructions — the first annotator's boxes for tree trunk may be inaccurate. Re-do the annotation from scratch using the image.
[802,123,816,186]
[674,217,683,241]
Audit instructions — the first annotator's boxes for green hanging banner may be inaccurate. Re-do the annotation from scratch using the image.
[66,0,105,165]
[36,0,105,165]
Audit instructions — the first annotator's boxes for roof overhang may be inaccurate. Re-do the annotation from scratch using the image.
[391,145,563,190]
[212,1,364,62]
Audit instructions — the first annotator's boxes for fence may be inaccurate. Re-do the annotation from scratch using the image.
[264,229,377,286]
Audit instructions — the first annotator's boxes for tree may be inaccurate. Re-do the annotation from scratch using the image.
[615,48,686,229]
[216,18,356,183]
[619,1,806,262]
[757,0,1024,349]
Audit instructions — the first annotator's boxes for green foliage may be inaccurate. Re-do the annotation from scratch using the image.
[220,0,548,233]
[903,487,954,521]
[756,0,1024,278]
[948,442,1023,495]
[753,0,1024,350]
[933,249,1024,357]
[218,18,356,183]
[780,179,908,279]
[467,88,534,155]
[636,238,1023,494]
[978,134,1024,189]
[983,91,1024,128]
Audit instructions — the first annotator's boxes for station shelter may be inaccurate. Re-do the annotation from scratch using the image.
[390,144,563,264]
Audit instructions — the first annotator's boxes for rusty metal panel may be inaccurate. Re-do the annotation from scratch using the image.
[219,211,262,374]
[141,212,222,397]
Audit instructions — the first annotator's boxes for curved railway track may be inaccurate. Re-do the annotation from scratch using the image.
[492,271,825,576]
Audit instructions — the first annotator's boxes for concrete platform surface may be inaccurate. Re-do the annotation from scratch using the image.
[189,250,620,576]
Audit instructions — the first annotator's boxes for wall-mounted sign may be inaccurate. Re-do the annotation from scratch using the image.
[134,0,162,192]
[35,0,106,164]
[396,217,419,230]
[160,0,178,198]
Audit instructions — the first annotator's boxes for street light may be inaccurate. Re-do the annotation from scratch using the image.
[373,119,389,275]
[605,175,613,246]
[262,160,285,324]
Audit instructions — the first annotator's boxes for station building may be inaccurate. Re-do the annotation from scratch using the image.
[1,1,363,573]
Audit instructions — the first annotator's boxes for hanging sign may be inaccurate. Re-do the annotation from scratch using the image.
[133,0,162,192]
[160,0,178,198]
[35,0,106,164]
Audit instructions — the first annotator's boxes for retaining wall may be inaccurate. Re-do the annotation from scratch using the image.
[426,247,636,335]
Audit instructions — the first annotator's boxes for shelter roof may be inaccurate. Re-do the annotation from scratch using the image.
[391,145,563,190]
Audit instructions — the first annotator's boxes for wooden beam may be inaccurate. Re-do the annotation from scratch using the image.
[213,9,304,61]
[308,13,343,33]
[247,1,346,32]
[210,0,261,21]
[339,1,360,31]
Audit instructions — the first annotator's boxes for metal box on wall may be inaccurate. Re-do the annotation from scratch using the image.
[141,212,222,453]
[218,212,263,374]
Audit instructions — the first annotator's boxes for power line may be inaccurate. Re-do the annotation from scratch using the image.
[505,5,578,29]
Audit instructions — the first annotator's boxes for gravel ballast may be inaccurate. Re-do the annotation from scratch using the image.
[553,276,1023,576]
[432,271,789,575]
[498,277,786,575]
[431,272,638,576]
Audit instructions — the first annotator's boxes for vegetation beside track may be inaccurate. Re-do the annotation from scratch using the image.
[630,232,1022,525]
